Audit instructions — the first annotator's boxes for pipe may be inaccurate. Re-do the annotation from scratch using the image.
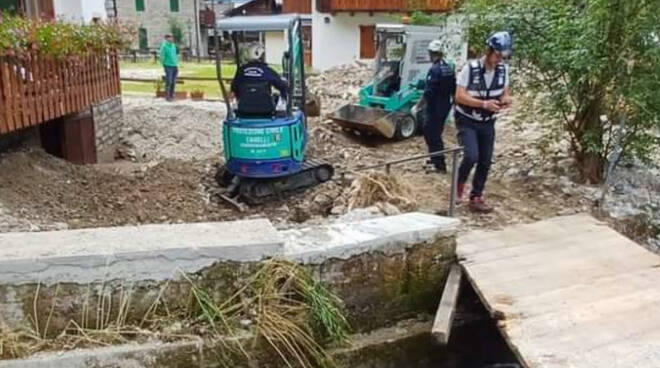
[212,1,232,118]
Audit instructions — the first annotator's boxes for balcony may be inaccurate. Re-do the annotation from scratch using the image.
[317,0,457,13]
[0,51,120,135]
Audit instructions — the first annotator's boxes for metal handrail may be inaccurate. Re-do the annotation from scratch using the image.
[341,147,463,217]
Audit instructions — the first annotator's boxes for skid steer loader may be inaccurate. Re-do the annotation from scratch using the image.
[330,24,465,140]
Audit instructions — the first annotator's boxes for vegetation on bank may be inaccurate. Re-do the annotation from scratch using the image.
[0,14,135,57]
[0,260,350,367]
[467,0,660,183]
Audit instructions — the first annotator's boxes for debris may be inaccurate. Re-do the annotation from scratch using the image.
[344,171,417,212]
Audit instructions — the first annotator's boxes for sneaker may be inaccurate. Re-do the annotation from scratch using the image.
[469,196,494,214]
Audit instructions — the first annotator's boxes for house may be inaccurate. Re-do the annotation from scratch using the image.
[311,0,460,70]
[114,0,208,56]
[217,0,312,66]
[1,0,107,22]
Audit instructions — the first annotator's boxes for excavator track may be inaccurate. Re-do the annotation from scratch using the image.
[236,159,334,206]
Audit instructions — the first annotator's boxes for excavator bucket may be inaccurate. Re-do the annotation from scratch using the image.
[328,104,398,139]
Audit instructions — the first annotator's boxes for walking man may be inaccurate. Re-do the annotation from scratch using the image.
[454,31,513,213]
[413,40,456,173]
[160,34,179,101]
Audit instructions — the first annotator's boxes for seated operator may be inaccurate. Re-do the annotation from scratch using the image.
[230,42,289,117]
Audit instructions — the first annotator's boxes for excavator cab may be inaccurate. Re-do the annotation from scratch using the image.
[215,15,333,204]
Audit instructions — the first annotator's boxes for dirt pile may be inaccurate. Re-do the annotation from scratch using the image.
[119,97,225,161]
[306,61,373,113]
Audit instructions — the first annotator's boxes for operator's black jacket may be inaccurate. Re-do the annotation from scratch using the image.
[423,60,456,115]
[231,61,288,100]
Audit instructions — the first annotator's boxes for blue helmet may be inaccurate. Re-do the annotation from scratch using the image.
[487,31,513,57]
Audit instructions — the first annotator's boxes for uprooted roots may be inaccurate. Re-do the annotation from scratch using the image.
[344,171,417,211]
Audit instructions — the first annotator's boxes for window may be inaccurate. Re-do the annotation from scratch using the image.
[170,0,179,12]
[138,28,148,50]
[135,0,145,12]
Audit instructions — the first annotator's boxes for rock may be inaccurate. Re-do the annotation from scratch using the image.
[336,206,383,223]
[377,202,401,216]
[330,205,346,215]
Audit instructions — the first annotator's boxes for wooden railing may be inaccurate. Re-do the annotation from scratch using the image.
[0,51,120,135]
[317,0,457,12]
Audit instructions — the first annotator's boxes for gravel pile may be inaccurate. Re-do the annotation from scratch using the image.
[119,97,227,161]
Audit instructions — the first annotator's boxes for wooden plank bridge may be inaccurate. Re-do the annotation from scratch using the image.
[458,214,660,368]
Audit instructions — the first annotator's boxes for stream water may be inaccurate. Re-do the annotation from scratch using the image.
[409,278,523,368]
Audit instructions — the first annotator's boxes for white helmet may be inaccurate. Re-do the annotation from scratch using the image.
[247,42,265,61]
[428,39,445,54]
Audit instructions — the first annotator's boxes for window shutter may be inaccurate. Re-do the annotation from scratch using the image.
[138,28,148,50]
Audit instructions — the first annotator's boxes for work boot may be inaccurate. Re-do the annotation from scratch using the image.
[424,160,447,174]
[455,183,466,205]
[469,196,494,214]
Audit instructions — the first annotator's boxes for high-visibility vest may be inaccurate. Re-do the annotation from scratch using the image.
[456,60,507,122]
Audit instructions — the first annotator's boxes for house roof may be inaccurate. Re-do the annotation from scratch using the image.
[216,13,311,32]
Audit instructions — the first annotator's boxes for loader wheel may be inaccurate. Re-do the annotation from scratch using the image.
[394,115,417,140]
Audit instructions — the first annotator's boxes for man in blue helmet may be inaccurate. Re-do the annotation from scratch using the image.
[454,31,513,213]
[413,39,456,174]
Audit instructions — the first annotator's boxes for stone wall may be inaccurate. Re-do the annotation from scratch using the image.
[116,0,200,51]
[92,97,123,162]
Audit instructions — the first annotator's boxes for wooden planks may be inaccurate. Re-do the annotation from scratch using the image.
[431,264,462,344]
[0,51,120,136]
[458,214,660,368]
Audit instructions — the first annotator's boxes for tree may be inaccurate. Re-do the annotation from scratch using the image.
[466,0,660,183]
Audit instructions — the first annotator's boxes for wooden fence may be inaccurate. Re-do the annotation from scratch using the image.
[0,51,121,135]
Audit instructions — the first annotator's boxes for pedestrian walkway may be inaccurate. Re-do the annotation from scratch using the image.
[458,214,660,368]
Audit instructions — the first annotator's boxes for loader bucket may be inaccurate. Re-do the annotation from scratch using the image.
[328,104,397,139]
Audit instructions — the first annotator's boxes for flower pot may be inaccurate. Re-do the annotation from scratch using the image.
[155,91,167,98]
[174,91,188,100]
[190,92,205,101]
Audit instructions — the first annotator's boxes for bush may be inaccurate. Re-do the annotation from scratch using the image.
[465,0,660,183]
[0,14,136,58]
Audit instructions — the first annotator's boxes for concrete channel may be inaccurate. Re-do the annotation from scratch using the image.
[0,212,521,367]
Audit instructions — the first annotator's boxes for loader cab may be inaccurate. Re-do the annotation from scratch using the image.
[373,31,406,97]
[360,25,445,111]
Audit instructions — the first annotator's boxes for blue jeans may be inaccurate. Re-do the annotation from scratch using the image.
[164,66,178,99]
[456,114,496,199]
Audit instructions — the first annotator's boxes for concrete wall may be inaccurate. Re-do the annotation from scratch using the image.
[0,213,459,337]
[264,30,287,66]
[117,0,201,52]
[92,97,124,163]
[53,0,107,23]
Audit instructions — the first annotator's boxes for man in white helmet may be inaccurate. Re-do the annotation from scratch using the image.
[413,39,456,174]
[230,42,289,117]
